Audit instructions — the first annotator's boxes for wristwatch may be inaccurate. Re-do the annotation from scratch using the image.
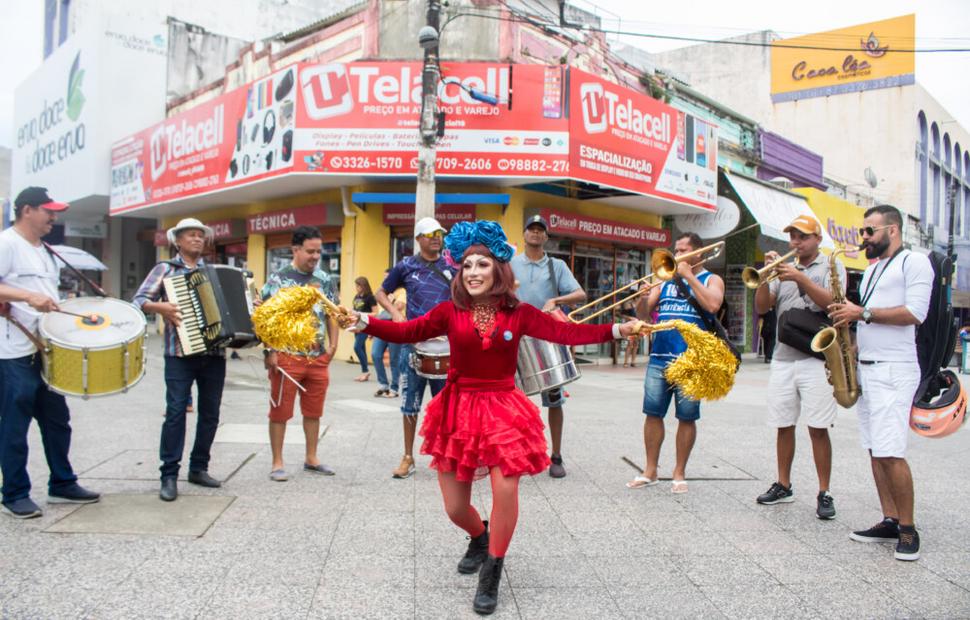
[862,308,873,324]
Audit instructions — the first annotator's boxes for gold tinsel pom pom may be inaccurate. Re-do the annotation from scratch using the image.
[252,286,324,353]
[659,319,737,401]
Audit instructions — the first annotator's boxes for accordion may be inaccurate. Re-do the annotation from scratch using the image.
[162,264,258,355]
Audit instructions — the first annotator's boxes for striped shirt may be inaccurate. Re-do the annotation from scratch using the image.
[132,255,223,358]
[649,271,714,367]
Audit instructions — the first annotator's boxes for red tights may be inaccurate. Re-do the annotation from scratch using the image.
[437,468,520,558]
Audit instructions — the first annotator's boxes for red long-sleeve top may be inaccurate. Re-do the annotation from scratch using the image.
[363,300,614,380]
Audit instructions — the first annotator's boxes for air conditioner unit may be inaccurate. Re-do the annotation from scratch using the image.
[768,176,793,191]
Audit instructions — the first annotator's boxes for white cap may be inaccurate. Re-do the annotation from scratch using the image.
[414,217,446,239]
[167,217,213,246]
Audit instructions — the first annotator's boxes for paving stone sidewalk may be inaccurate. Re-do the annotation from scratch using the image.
[2,338,969,619]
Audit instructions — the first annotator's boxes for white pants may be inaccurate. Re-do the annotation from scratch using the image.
[767,358,839,429]
[856,362,921,458]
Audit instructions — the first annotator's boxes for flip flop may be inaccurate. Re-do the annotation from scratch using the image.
[626,475,659,489]
[671,480,689,494]
[269,469,288,482]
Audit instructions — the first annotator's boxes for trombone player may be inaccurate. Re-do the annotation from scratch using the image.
[752,215,844,520]
[629,232,724,492]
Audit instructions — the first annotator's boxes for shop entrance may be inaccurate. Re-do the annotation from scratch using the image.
[546,238,650,362]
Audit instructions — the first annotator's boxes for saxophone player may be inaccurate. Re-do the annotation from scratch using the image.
[828,205,933,562]
[753,215,845,520]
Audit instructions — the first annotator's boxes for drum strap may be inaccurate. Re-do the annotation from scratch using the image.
[0,304,45,352]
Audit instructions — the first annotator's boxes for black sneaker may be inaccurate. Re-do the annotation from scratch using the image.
[756,482,794,505]
[849,518,899,543]
[895,527,920,561]
[1,497,43,519]
[548,454,566,478]
[48,483,100,504]
[816,491,836,520]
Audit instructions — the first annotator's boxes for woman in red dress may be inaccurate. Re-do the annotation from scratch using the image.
[344,221,640,615]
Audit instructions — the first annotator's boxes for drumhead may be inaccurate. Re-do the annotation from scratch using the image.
[40,298,146,348]
[415,336,449,355]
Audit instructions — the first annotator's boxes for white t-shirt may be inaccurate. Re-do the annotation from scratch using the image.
[0,227,61,358]
[856,249,934,363]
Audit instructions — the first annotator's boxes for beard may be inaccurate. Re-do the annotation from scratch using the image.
[864,237,890,259]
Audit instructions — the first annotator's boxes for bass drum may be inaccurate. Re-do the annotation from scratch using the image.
[39,298,147,399]
[515,336,581,396]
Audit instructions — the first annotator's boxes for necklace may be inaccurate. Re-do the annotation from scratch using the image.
[471,303,497,337]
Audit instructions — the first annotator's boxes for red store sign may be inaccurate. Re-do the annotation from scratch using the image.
[248,204,329,234]
[382,205,476,226]
[540,209,670,248]
[153,218,247,246]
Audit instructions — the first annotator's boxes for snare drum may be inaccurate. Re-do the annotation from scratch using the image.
[39,298,148,399]
[411,337,450,379]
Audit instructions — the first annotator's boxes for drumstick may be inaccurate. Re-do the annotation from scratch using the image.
[276,366,307,392]
[55,309,99,321]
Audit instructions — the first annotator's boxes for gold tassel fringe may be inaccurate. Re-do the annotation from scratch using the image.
[252,286,326,353]
[650,319,737,401]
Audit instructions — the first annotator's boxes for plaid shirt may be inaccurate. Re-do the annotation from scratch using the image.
[132,255,223,358]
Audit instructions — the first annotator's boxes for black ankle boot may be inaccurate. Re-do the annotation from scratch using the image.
[472,555,504,615]
[458,521,489,574]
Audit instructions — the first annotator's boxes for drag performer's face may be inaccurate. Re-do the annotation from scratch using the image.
[462,253,494,299]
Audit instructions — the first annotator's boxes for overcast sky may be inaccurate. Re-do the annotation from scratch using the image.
[1,0,968,149]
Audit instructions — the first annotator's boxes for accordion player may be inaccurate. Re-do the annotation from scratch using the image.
[162,264,258,355]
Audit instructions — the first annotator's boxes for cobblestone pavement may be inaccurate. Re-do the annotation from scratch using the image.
[2,338,969,619]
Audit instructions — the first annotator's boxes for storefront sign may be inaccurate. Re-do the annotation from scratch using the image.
[568,69,717,211]
[771,14,915,102]
[247,204,328,234]
[208,218,247,240]
[294,62,568,178]
[65,220,107,239]
[540,209,669,248]
[382,205,476,226]
[674,196,740,239]
[111,64,298,213]
[13,15,166,203]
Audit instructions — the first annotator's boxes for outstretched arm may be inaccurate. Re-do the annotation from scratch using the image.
[362,301,451,343]
[521,303,615,345]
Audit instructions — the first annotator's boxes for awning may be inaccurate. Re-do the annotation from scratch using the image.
[721,170,834,250]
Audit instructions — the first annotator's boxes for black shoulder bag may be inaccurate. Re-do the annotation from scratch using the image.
[422,258,453,289]
[672,277,742,368]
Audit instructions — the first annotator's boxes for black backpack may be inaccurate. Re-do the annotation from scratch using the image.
[915,250,958,383]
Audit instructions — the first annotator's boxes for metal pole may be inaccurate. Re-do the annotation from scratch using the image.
[415,0,441,222]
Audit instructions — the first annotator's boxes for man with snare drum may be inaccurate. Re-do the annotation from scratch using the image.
[375,217,457,479]
[0,187,100,519]
[134,218,226,502]
[510,215,587,478]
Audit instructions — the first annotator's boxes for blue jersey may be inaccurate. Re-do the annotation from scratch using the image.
[381,255,456,319]
[649,271,714,367]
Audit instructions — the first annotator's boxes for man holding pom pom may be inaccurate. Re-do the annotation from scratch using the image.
[261,225,339,482]
[631,232,724,493]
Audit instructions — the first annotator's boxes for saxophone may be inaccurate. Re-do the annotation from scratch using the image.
[810,249,860,408]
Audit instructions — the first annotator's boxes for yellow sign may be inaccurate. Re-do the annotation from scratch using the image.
[771,14,915,102]
[793,188,870,271]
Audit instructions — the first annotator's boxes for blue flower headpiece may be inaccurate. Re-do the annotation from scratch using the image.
[444,220,515,263]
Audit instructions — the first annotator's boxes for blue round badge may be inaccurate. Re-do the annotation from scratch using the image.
[503,330,513,341]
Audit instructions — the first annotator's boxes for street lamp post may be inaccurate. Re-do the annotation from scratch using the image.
[415,0,441,222]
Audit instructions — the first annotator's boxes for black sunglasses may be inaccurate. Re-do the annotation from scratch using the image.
[861,224,893,237]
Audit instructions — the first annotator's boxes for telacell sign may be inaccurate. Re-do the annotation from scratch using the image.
[578,80,671,142]
[301,64,511,120]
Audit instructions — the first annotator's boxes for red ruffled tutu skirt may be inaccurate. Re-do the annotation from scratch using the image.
[419,378,550,482]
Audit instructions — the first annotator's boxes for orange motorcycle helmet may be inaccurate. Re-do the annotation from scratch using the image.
[910,370,967,438]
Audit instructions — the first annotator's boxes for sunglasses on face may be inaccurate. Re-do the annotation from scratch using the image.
[418,231,443,240]
[861,224,893,237]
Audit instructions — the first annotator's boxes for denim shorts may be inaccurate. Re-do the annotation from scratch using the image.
[540,387,565,408]
[642,363,700,421]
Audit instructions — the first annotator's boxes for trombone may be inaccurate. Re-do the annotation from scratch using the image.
[741,250,797,289]
[568,241,725,323]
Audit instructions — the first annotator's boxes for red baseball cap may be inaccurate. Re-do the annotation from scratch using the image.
[14,187,69,212]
